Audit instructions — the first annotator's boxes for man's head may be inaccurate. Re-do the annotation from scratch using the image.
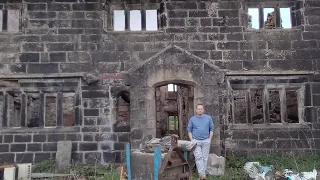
[196,103,205,116]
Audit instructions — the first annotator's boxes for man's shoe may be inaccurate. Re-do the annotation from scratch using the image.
[199,175,207,180]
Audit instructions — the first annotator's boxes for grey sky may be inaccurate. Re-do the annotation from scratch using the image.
[113,10,158,31]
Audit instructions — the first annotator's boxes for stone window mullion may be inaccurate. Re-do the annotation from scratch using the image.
[246,89,252,124]
[280,88,287,124]
[20,93,27,127]
[263,87,270,124]
[38,92,45,127]
[56,91,63,127]
[2,92,8,127]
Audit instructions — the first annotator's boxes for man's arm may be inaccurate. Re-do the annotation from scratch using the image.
[209,117,214,140]
[187,118,193,141]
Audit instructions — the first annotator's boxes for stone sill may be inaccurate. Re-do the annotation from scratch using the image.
[0,73,85,79]
[245,26,302,32]
[0,32,23,35]
[0,126,81,134]
[104,30,164,34]
[229,123,310,130]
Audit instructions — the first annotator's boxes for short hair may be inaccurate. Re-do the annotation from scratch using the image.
[196,103,204,108]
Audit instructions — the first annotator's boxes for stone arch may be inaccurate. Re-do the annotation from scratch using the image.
[126,45,225,155]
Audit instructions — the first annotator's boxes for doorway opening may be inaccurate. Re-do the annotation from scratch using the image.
[155,83,194,140]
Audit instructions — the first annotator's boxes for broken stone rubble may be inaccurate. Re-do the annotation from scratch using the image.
[139,135,197,153]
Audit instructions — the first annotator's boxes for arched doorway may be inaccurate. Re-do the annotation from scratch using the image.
[155,83,194,139]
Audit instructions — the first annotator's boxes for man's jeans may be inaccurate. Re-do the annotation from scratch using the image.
[192,138,211,177]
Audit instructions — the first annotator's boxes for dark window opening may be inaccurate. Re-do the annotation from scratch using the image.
[268,90,281,123]
[251,89,264,124]
[27,93,41,128]
[285,90,299,123]
[63,93,75,126]
[7,92,21,127]
[228,77,303,125]
[115,90,131,132]
[45,93,57,127]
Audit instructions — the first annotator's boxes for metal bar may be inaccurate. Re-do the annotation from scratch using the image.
[126,143,131,180]
[154,146,162,180]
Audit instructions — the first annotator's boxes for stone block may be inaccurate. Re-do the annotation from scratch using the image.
[131,150,164,180]
[22,43,44,52]
[11,144,26,152]
[34,153,51,163]
[84,152,102,164]
[27,63,59,74]
[16,153,34,163]
[55,141,72,173]
[14,135,32,142]
[207,154,225,176]
[33,134,46,142]
[72,20,102,28]
[43,143,57,151]
[46,43,74,51]
[10,64,26,73]
[0,153,15,164]
[79,142,98,151]
[48,134,65,142]
[168,11,187,18]
[48,3,71,11]
[218,10,239,18]
[27,4,46,11]
[41,35,70,42]
[72,3,102,11]
[103,151,122,163]
[50,52,66,62]
[19,53,40,62]
[27,143,42,152]
[0,144,9,152]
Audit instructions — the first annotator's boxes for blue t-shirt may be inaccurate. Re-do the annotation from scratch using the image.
[187,114,214,140]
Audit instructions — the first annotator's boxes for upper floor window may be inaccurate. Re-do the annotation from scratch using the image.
[244,2,304,30]
[113,9,158,31]
[0,9,21,33]
[103,3,166,32]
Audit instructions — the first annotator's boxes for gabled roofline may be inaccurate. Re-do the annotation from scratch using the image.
[128,45,225,74]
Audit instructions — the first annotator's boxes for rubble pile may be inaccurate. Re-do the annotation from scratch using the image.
[139,135,197,153]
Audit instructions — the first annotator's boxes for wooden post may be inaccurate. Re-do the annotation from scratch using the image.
[154,146,161,180]
[126,143,131,180]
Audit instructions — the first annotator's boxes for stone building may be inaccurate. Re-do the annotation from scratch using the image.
[0,0,319,165]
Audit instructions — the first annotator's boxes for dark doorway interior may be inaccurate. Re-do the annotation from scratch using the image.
[155,83,194,139]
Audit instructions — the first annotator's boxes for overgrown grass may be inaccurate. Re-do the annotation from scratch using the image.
[31,154,320,180]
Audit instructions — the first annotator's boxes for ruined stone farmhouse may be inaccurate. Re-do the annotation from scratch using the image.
[0,0,319,165]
